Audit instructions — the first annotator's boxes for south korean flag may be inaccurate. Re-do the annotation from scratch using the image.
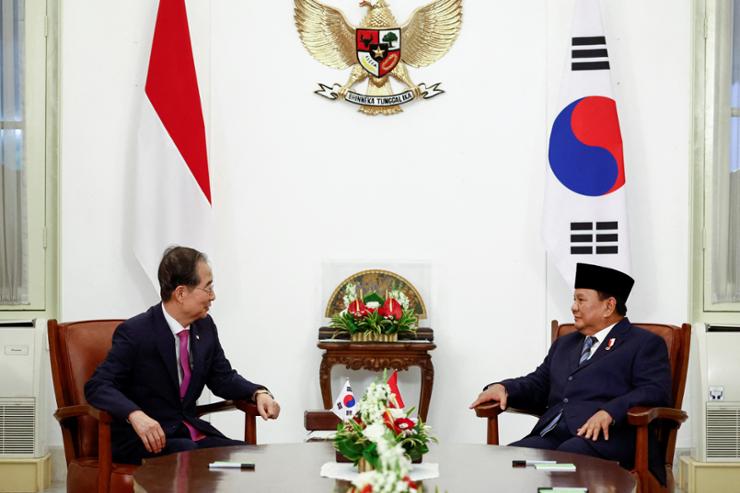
[543,0,631,284]
[332,379,357,421]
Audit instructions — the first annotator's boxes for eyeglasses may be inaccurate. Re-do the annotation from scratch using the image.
[194,284,215,295]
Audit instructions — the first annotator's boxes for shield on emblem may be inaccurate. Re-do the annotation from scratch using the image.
[356,28,401,78]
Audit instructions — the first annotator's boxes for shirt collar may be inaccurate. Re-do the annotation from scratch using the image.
[590,322,616,344]
[162,303,189,337]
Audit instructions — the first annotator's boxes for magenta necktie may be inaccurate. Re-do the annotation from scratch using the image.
[177,330,205,441]
[177,331,192,399]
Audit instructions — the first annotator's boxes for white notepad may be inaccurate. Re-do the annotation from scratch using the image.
[534,462,576,472]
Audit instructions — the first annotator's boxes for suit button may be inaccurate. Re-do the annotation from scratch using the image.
[568,376,573,381]
[563,398,569,403]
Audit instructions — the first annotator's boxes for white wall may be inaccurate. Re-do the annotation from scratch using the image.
[55,0,691,450]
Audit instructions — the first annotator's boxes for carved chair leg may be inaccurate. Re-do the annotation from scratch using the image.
[244,413,257,445]
[97,421,112,493]
[487,416,500,446]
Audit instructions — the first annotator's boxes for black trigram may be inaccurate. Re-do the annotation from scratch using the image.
[570,221,618,254]
[571,36,609,71]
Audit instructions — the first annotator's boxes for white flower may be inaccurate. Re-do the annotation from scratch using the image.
[358,381,394,424]
[388,289,410,310]
[366,301,380,309]
[342,282,358,308]
[363,422,386,442]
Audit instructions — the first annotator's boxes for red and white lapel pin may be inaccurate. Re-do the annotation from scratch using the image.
[605,338,616,351]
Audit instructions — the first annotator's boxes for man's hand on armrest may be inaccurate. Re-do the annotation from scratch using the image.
[128,410,165,454]
[469,383,508,410]
[576,409,613,441]
[254,390,280,421]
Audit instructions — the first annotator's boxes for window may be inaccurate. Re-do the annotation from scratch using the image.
[0,0,50,311]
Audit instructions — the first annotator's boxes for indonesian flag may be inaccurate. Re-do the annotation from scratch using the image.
[543,0,631,284]
[133,0,212,290]
[386,370,406,409]
[332,379,357,421]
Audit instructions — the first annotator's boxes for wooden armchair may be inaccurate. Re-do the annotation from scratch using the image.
[48,319,259,493]
[474,321,691,493]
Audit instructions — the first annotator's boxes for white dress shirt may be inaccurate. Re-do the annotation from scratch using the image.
[162,304,190,385]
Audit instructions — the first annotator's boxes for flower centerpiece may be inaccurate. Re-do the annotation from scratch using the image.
[334,377,436,493]
[331,283,418,342]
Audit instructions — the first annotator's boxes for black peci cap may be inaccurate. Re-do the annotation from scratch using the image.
[574,263,634,303]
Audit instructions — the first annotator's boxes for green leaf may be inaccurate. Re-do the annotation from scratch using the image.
[363,292,384,304]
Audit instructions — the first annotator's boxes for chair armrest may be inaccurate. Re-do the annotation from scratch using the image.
[305,410,340,431]
[54,404,112,424]
[195,399,258,444]
[196,399,258,418]
[53,405,113,493]
[233,399,259,417]
[627,406,688,427]
[473,402,541,419]
[474,403,542,446]
[629,405,688,491]
[473,402,504,418]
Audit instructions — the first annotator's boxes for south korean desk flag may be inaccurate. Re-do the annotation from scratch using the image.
[543,0,631,284]
[332,379,357,421]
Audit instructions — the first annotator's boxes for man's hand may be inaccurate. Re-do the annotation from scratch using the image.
[256,393,280,421]
[128,410,165,453]
[576,410,613,441]
[469,383,508,410]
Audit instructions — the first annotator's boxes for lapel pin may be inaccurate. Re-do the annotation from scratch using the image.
[605,338,616,351]
[196,334,199,340]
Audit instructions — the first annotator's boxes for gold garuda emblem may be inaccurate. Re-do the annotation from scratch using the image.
[294,0,463,115]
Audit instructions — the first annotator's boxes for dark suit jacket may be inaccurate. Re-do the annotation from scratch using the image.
[499,318,671,483]
[84,304,263,456]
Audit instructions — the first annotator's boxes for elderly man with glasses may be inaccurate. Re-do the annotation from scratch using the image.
[85,246,280,464]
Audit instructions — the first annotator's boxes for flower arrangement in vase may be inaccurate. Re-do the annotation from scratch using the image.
[334,376,436,493]
[331,283,418,342]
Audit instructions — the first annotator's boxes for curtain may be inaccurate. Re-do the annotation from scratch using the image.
[0,0,28,304]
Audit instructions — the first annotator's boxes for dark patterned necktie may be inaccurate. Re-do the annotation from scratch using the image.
[579,336,597,365]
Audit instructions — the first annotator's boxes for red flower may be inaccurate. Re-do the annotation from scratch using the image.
[360,485,373,493]
[383,411,415,435]
[402,476,418,490]
[378,298,403,320]
[392,417,415,435]
[348,299,369,318]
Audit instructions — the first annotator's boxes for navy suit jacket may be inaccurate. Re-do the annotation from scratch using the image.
[85,304,263,454]
[499,318,671,481]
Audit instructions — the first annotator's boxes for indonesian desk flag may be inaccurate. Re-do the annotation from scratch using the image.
[332,379,357,421]
[133,0,213,290]
[543,0,631,284]
[387,370,406,409]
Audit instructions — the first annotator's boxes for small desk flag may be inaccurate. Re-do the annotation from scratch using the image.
[332,379,357,421]
[543,0,631,284]
[387,370,406,409]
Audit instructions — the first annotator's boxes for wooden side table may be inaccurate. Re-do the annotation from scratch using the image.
[317,341,436,421]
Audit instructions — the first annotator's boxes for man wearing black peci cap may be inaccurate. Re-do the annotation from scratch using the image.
[470,262,672,484]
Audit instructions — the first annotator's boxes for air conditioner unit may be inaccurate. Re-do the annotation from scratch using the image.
[693,324,740,462]
[0,319,48,459]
